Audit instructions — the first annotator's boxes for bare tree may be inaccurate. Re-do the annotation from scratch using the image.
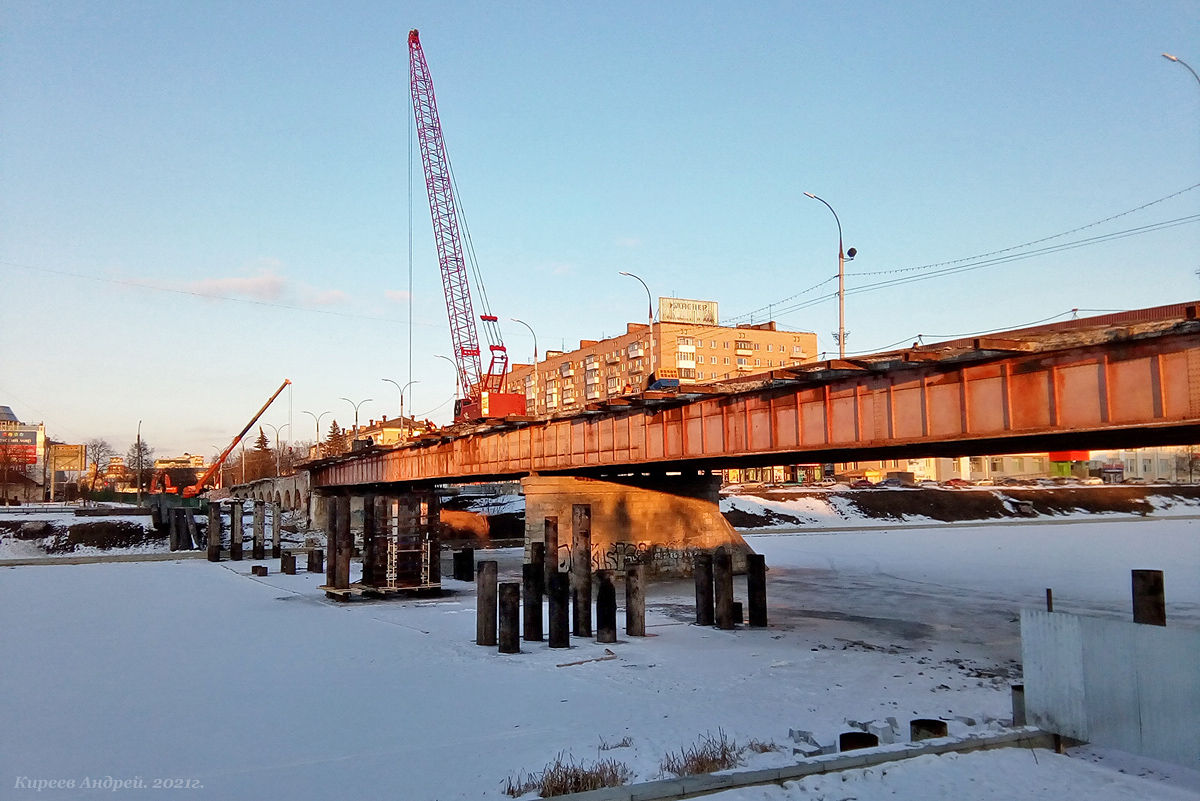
[84,438,115,491]
[126,440,155,492]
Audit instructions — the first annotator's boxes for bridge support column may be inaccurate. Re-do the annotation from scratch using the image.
[270,502,282,559]
[571,504,592,637]
[252,501,265,560]
[207,502,222,562]
[230,502,243,561]
[523,474,752,579]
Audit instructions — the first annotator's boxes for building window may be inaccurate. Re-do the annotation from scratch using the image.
[736,357,747,366]
[724,357,730,365]
[1160,459,1169,472]
[710,341,716,348]
[990,458,1003,472]
[755,359,761,366]
[766,344,773,352]
[1015,457,1025,472]
[753,343,760,350]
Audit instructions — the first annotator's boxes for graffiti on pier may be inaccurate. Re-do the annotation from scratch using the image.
[556,540,705,576]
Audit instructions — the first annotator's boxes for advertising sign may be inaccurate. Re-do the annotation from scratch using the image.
[50,444,86,472]
[0,428,38,465]
[658,297,718,326]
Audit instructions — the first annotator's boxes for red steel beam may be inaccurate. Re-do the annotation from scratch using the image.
[312,321,1200,489]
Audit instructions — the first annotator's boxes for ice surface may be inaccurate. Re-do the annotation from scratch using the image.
[2,518,1197,799]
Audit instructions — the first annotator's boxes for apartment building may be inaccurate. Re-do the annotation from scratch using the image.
[505,316,818,416]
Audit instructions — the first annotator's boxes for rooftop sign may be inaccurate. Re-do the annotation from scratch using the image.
[658,297,718,326]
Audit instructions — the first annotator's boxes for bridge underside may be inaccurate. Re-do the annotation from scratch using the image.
[311,313,1200,490]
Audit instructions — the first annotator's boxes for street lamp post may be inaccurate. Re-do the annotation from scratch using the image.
[382,379,405,419]
[433,354,461,400]
[262,423,289,477]
[302,410,330,455]
[339,397,372,437]
[619,271,656,374]
[509,318,538,363]
[803,192,856,359]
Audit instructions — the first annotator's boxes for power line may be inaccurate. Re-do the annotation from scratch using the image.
[849,180,1200,278]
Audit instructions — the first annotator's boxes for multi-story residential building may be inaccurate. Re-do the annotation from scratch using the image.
[505,316,818,416]
[1089,446,1200,483]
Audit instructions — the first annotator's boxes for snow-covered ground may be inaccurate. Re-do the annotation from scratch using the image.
[2,518,1197,799]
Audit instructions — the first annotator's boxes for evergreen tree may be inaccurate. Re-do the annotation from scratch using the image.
[325,420,347,455]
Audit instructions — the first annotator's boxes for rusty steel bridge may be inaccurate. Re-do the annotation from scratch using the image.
[311,303,1200,489]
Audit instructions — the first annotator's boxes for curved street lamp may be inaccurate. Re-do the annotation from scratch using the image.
[619,271,656,374]
[803,192,856,359]
[339,397,372,434]
[509,318,538,363]
[302,410,330,446]
[1163,53,1200,89]
[433,354,461,400]
[262,423,289,477]
[382,378,419,422]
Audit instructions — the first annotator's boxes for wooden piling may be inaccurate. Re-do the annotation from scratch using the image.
[626,564,646,637]
[168,507,180,551]
[206,502,222,562]
[281,553,296,575]
[1132,569,1166,626]
[477,560,498,647]
[453,548,474,581]
[252,501,266,560]
[499,582,521,654]
[694,553,714,626]
[230,502,243,561]
[361,493,377,587]
[307,548,323,573]
[324,497,337,586]
[596,570,617,644]
[548,571,570,648]
[333,495,351,590]
[571,504,592,637]
[544,516,559,575]
[270,502,282,559]
[747,553,767,627]
[714,547,735,630]
[530,541,546,588]
[523,562,544,641]
[184,508,200,551]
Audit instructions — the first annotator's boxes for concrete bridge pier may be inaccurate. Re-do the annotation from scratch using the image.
[522,473,752,578]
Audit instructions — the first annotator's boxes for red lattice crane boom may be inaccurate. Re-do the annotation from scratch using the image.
[409,29,524,421]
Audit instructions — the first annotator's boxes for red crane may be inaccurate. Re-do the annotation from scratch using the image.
[408,29,525,421]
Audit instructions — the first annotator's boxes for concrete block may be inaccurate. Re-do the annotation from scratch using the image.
[792,743,822,758]
[868,720,896,745]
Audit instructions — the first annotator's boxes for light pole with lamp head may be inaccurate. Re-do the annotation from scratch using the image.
[803,192,856,359]
[433,354,461,401]
[339,397,372,438]
[135,420,143,504]
[509,319,538,413]
[618,271,656,375]
[262,423,289,477]
[1163,53,1200,88]
[302,410,330,456]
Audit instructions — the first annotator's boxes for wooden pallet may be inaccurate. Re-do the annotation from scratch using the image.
[317,584,363,601]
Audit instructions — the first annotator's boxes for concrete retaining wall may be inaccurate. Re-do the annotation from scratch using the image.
[1021,609,1200,769]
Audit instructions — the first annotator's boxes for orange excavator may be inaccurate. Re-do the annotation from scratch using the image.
[150,379,291,498]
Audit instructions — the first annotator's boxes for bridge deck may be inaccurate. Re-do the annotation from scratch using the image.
[312,304,1200,488]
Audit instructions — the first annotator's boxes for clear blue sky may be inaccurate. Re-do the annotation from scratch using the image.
[2,1,1198,455]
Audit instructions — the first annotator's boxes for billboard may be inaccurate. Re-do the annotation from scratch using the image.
[658,297,718,326]
[0,428,39,465]
[50,444,86,472]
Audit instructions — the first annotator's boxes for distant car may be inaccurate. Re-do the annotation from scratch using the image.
[849,479,875,489]
[1081,477,1103,485]
[1153,478,1173,484]
[877,478,910,488]
[1122,477,1147,485]
[918,480,940,488]
[816,478,838,487]
[1034,478,1058,487]
[942,478,974,488]
[975,478,995,486]
[1001,478,1026,486]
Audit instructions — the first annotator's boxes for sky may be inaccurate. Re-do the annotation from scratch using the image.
[2,1,1198,455]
